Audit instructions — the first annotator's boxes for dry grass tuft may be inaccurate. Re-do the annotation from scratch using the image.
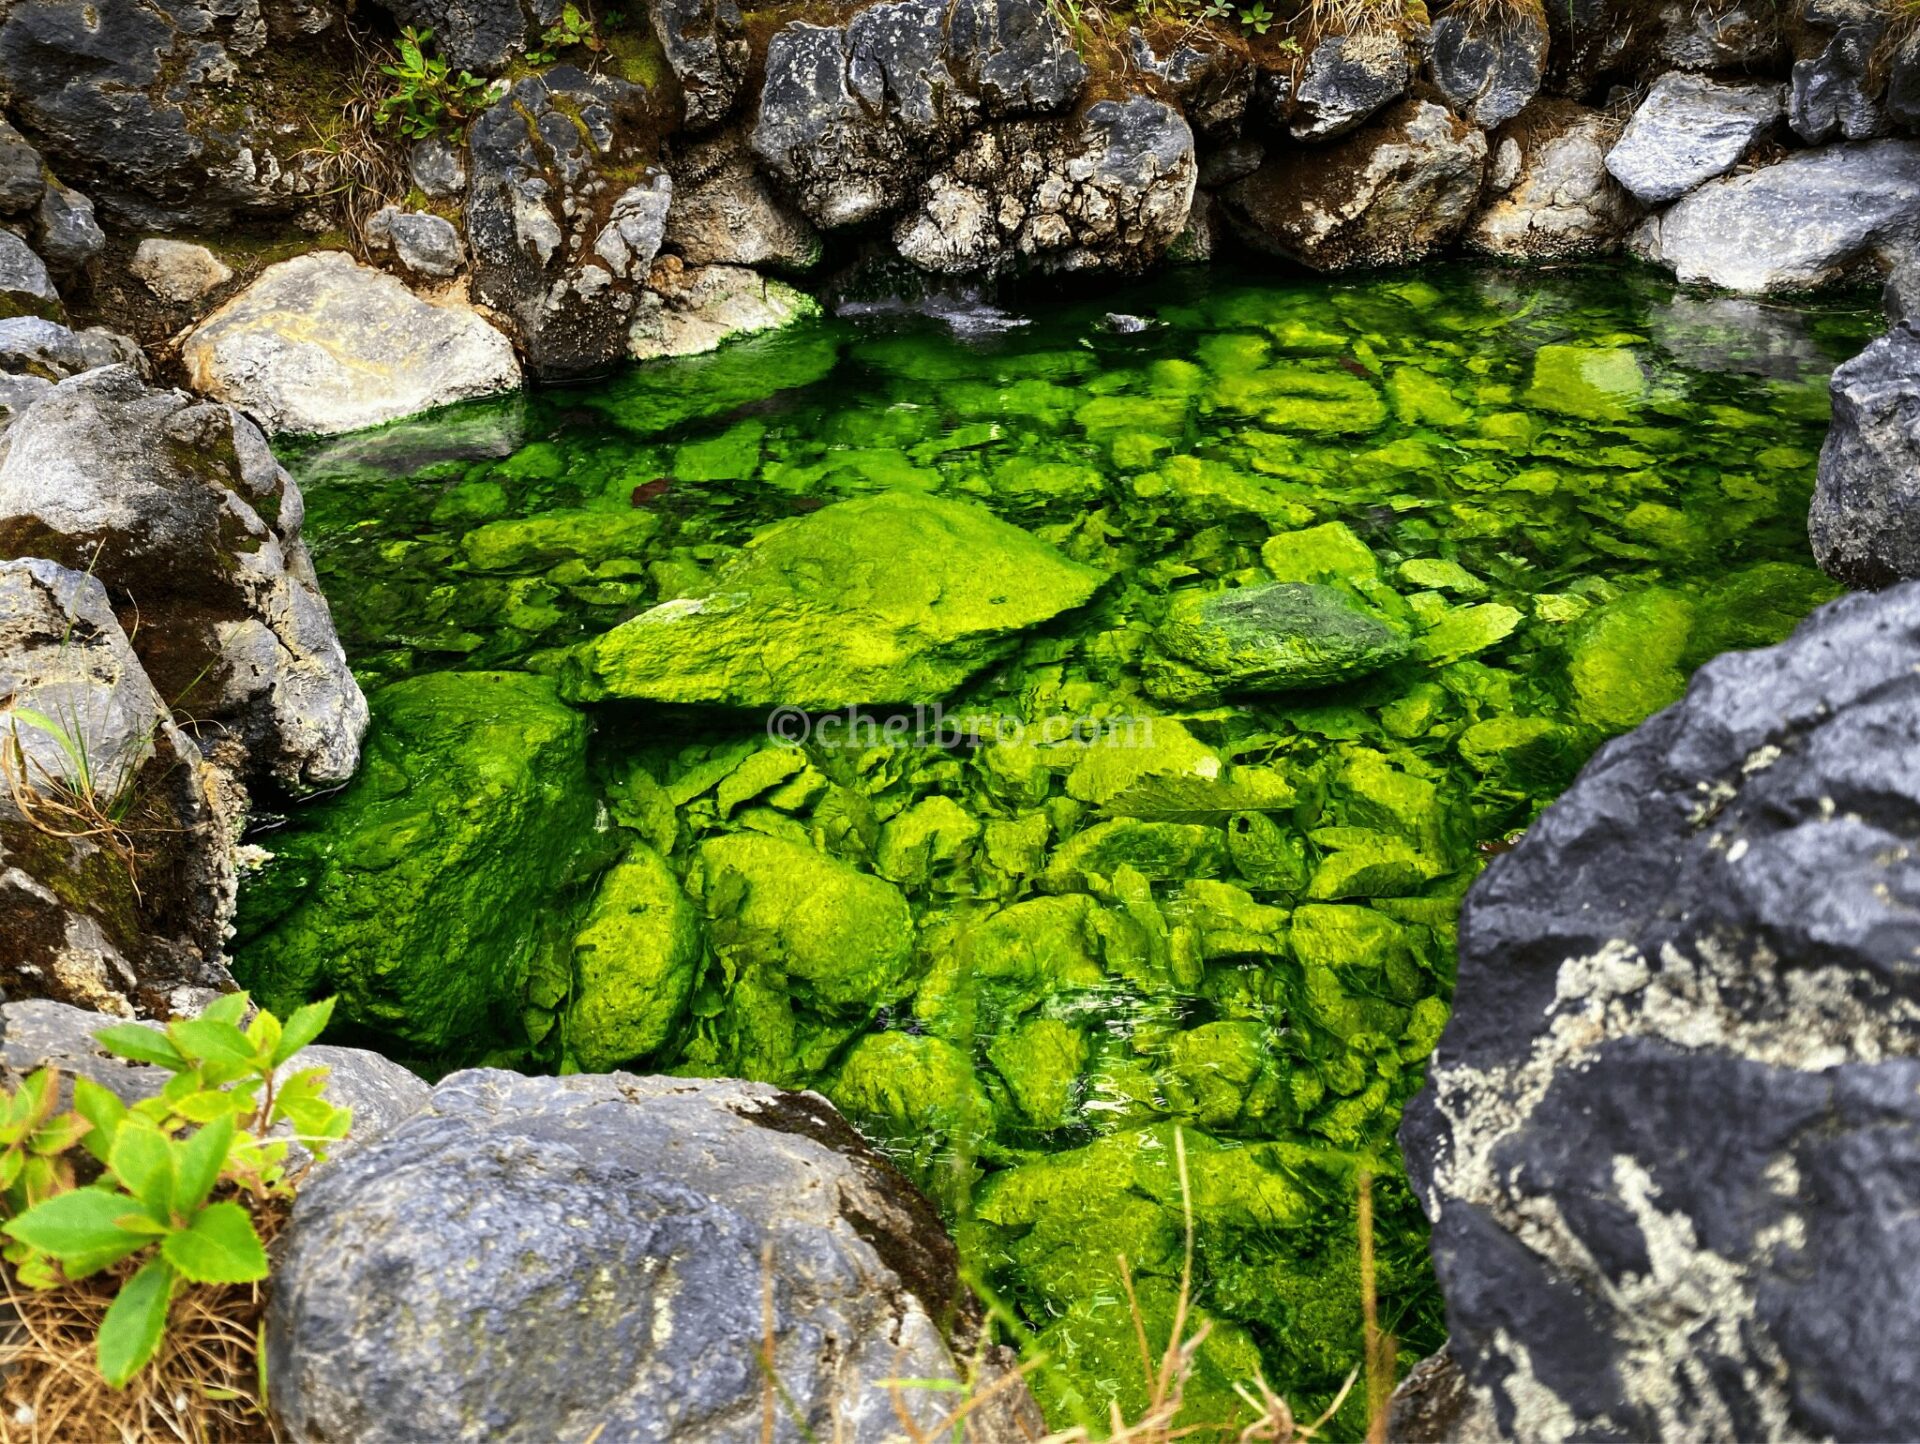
[289,36,412,246]
[0,1197,288,1444]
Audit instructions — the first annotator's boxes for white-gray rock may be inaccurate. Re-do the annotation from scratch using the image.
[407,137,468,200]
[0,559,234,1018]
[1888,254,1920,327]
[33,179,105,273]
[0,316,142,379]
[0,372,49,433]
[628,260,819,360]
[182,251,521,436]
[267,1071,1041,1444]
[365,206,466,280]
[593,171,674,280]
[1605,72,1783,206]
[129,238,233,304]
[1632,140,1920,294]
[0,366,368,790]
[1471,103,1637,259]
[0,230,58,317]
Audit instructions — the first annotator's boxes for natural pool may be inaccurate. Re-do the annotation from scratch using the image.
[236,263,1877,1435]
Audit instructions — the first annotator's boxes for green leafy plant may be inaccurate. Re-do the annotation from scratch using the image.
[0,994,349,1388]
[375,26,499,139]
[525,3,613,65]
[1240,1,1275,32]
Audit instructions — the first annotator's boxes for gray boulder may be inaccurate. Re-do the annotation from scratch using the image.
[1470,101,1637,260]
[0,231,59,321]
[365,205,466,279]
[33,178,105,274]
[663,133,822,271]
[1402,581,1920,1441]
[182,251,519,434]
[1808,324,1920,588]
[1289,33,1409,142]
[0,119,45,216]
[1428,7,1547,131]
[0,560,234,1019]
[467,66,665,379]
[627,259,818,360]
[652,0,749,129]
[751,0,1084,229]
[1790,24,1888,145]
[0,366,368,790]
[0,317,143,379]
[0,998,429,1147]
[1604,72,1783,206]
[0,0,329,227]
[1128,29,1251,139]
[1224,99,1487,271]
[892,95,1197,276]
[1649,0,1784,71]
[1632,140,1920,293]
[268,1070,1041,1444]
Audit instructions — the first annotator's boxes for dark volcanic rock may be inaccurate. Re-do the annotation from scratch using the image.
[1809,324,1920,588]
[1402,581,1920,1441]
[1428,8,1547,130]
[467,66,666,379]
[651,0,750,128]
[268,1071,1041,1443]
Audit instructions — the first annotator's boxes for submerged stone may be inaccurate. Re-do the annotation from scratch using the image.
[565,847,705,1072]
[235,673,601,1060]
[560,492,1107,708]
[1144,583,1410,702]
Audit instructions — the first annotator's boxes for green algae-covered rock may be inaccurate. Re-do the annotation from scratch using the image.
[988,1016,1090,1131]
[1261,521,1381,586]
[462,509,661,571]
[824,1031,994,1211]
[1568,586,1694,730]
[560,493,1107,709]
[565,846,704,1071]
[1144,583,1410,703]
[235,672,600,1059]
[1524,345,1650,421]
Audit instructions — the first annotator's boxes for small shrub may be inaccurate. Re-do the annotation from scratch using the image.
[525,3,617,65]
[375,27,499,139]
[0,995,349,1399]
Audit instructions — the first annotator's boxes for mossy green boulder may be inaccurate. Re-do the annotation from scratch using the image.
[559,492,1107,708]
[565,846,705,1071]
[234,672,601,1060]
[1144,583,1410,702]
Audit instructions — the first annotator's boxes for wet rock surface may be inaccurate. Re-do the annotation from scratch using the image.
[1403,582,1920,1442]
[268,1070,1039,1443]
[0,366,367,789]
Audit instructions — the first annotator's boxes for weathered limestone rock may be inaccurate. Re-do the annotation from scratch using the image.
[182,251,520,435]
[1224,100,1487,271]
[1790,23,1887,144]
[407,138,468,200]
[33,180,105,274]
[0,119,45,216]
[1127,29,1252,139]
[1470,101,1637,259]
[0,374,50,435]
[130,238,232,304]
[0,560,234,1018]
[0,998,429,1146]
[1632,140,1920,294]
[267,1071,1041,1443]
[467,66,665,379]
[1604,72,1783,205]
[1289,33,1409,141]
[1649,0,1783,69]
[652,0,749,128]
[1428,7,1547,130]
[1402,582,1920,1441]
[892,96,1197,276]
[1887,254,1920,327]
[0,232,59,321]
[664,132,823,270]
[0,318,143,380]
[593,172,675,280]
[627,259,819,360]
[560,490,1106,708]
[1808,324,1920,588]
[0,366,367,789]
[364,206,466,280]
[751,0,1086,229]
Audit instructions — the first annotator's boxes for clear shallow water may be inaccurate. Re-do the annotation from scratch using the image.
[246,264,1877,1436]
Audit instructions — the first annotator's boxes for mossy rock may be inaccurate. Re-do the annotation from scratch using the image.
[462,510,662,571]
[1144,583,1410,703]
[823,1031,994,1212]
[565,846,704,1071]
[560,492,1107,709]
[234,672,602,1060]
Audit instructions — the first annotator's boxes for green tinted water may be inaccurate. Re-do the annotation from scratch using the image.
[241,264,1876,1436]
